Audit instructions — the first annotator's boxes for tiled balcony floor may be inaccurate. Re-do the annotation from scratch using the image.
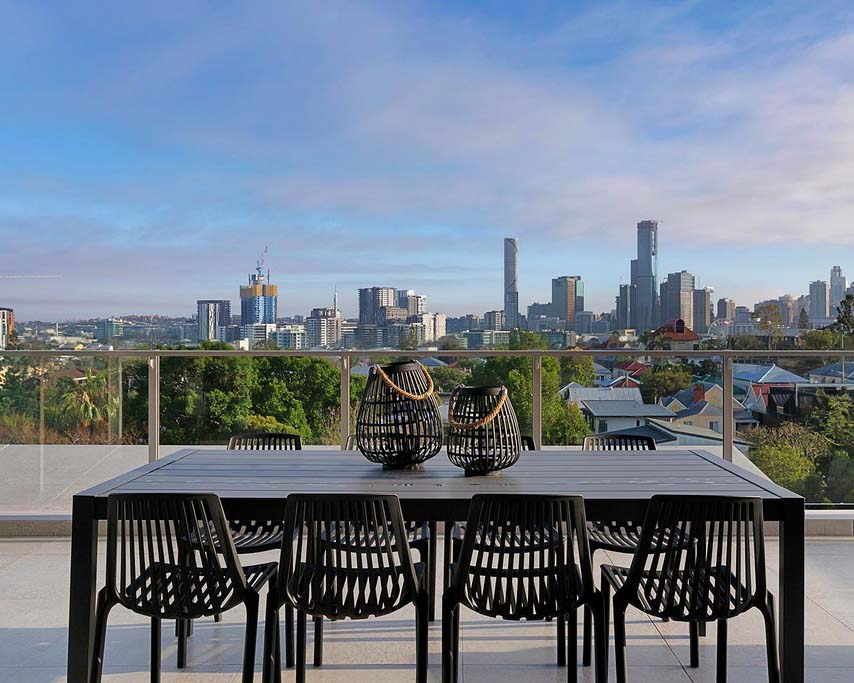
[1,537,853,682]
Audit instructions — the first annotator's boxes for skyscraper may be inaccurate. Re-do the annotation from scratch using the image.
[809,280,830,322]
[615,283,636,329]
[358,287,396,325]
[831,266,847,313]
[0,307,14,350]
[197,299,231,342]
[692,287,713,333]
[630,220,659,332]
[504,238,519,329]
[306,307,342,348]
[717,298,736,321]
[551,276,583,330]
[240,263,277,325]
[660,271,695,324]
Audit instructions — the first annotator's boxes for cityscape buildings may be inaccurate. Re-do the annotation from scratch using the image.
[358,287,396,325]
[551,276,583,330]
[0,307,14,350]
[809,280,830,322]
[692,287,713,333]
[659,271,695,324]
[240,264,278,325]
[717,298,736,321]
[831,266,847,313]
[504,238,519,330]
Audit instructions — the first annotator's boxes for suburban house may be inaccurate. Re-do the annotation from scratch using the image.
[579,399,674,433]
[660,381,757,431]
[807,361,854,385]
[592,361,611,386]
[611,360,648,380]
[559,382,644,407]
[650,318,700,350]
[734,363,809,425]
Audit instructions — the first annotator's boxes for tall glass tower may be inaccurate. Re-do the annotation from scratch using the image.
[240,266,278,324]
[631,220,659,331]
[503,238,519,329]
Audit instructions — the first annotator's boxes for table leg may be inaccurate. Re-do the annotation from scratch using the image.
[779,501,804,683]
[443,520,453,591]
[68,495,99,683]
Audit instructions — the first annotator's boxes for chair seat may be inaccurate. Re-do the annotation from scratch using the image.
[452,523,561,551]
[286,561,425,620]
[229,520,287,553]
[602,563,750,620]
[122,561,277,619]
[587,521,693,554]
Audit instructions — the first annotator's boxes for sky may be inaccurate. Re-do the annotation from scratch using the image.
[1,0,853,321]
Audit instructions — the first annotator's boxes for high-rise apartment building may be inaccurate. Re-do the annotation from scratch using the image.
[240,265,277,325]
[483,310,505,330]
[410,313,447,342]
[810,280,830,322]
[0,307,14,350]
[504,238,519,329]
[831,266,847,313]
[717,298,736,321]
[358,287,396,325]
[197,300,231,342]
[660,271,695,324]
[692,287,713,333]
[777,295,795,327]
[306,307,342,348]
[551,276,583,330]
[95,318,123,343]
[630,220,659,331]
[615,284,636,329]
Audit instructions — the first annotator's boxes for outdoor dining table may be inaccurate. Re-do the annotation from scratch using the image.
[67,447,805,682]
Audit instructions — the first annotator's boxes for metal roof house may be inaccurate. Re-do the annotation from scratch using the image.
[579,399,674,434]
[559,382,643,406]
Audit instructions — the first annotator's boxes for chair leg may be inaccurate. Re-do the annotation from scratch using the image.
[273,610,282,683]
[689,620,700,668]
[557,615,566,666]
[452,603,461,683]
[90,589,113,683]
[441,596,454,683]
[150,617,161,683]
[613,599,629,683]
[296,610,307,683]
[589,594,609,683]
[285,605,295,669]
[583,604,593,667]
[428,521,438,622]
[415,592,429,683]
[261,595,279,683]
[214,612,222,623]
[313,616,324,666]
[567,608,578,678]
[241,592,260,683]
[759,593,781,683]
[177,616,188,669]
[717,618,728,683]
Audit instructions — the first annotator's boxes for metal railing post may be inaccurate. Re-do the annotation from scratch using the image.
[340,354,351,449]
[722,354,734,463]
[532,353,543,449]
[147,355,160,463]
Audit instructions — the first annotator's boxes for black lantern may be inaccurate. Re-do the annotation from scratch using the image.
[446,385,522,475]
[355,360,443,468]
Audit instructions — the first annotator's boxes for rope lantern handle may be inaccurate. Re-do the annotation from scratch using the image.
[447,385,508,430]
[373,363,436,401]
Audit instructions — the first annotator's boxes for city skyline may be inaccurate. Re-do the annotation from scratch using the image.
[2,2,854,320]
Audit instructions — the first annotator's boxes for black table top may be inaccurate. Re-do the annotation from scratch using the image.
[78,448,801,522]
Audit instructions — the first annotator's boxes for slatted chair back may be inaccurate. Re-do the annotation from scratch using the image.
[521,435,536,451]
[622,495,766,621]
[227,432,302,450]
[451,494,595,621]
[105,493,246,620]
[278,494,421,620]
[582,435,656,451]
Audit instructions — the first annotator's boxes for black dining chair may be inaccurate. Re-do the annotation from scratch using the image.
[582,434,656,451]
[343,432,438,621]
[443,494,608,683]
[262,494,429,683]
[174,432,303,668]
[90,493,276,683]
[601,495,780,682]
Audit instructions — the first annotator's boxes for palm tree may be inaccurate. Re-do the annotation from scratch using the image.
[60,369,118,441]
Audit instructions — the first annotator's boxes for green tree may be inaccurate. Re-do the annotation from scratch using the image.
[398,329,419,351]
[798,308,809,330]
[748,444,815,495]
[803,329,840,350]
[835,294,854,334]
[58,369,118,440]
[807,393,854,455]
[437,335,465,351]
[756,303,783,350]
[637,365,693,403]
[559,356,595,387]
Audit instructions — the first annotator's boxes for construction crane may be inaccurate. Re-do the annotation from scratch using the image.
[255,246,269,279]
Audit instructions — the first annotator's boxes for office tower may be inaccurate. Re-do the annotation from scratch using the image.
[376,305,408,326]
[630,220,659,331]
[777,295,795,326]
[660,271,695,324]
[734,306,751,323]
[692,288,713,333]
[95,319,123,343]
[575,310,594,334]
[810,280,830,321]
[504,238,520,329]
[551,276,583,330]
[358,287,396,325]
[240,262,278,325]
[483,310,505,330]
[831,266,847,313]
[197,300,231,342]
[306,307,342,348]
[616,284,636,329]
[0,307,14,350]
[717,298,736,321]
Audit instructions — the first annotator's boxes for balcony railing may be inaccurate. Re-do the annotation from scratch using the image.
[1,348,851,515]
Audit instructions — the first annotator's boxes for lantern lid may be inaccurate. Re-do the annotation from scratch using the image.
[454,384,506,397]
[378,360,423,374]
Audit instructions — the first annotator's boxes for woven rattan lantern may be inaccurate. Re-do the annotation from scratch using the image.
[446,384,522,475]
[355,360,443,468]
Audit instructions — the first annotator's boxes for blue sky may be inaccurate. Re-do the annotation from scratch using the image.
[1,0,853,321]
